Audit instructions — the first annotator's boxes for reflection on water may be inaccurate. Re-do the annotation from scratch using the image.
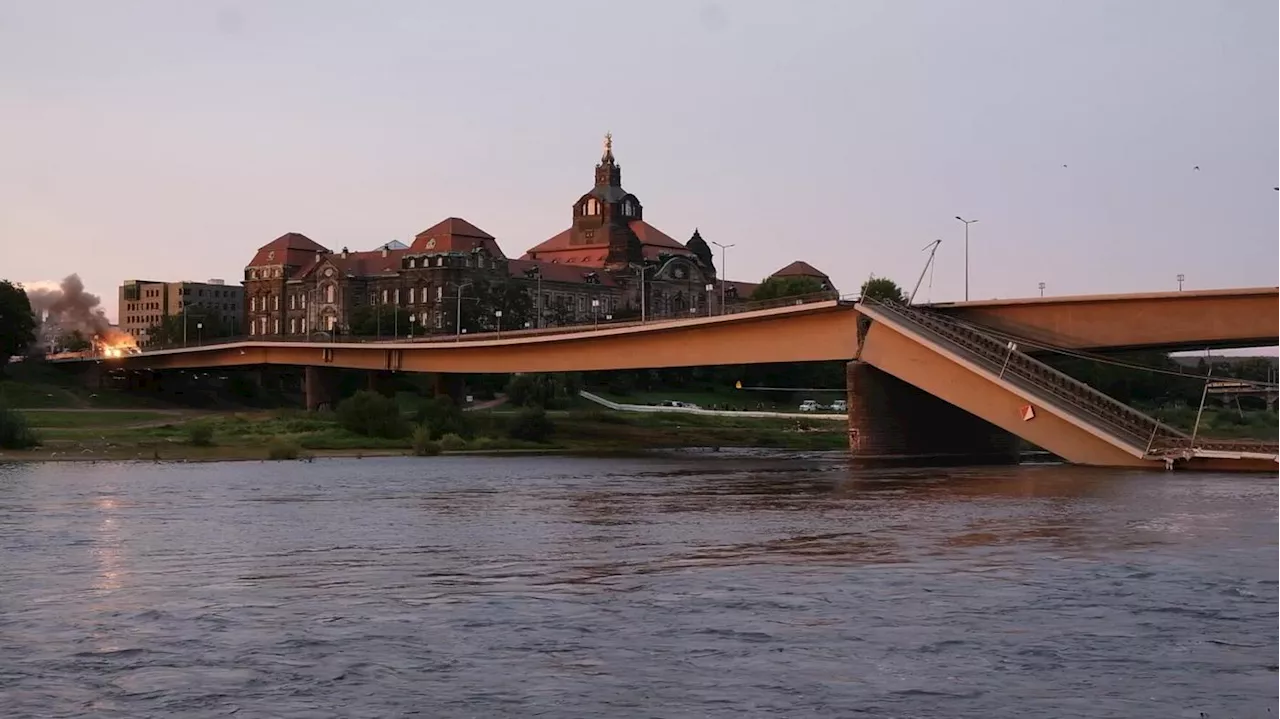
[0,455,1274,718]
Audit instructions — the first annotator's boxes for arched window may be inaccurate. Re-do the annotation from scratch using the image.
[585,198,599,215]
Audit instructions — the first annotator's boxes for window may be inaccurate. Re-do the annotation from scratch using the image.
[326,315,336,331]
[290,294,296,310]
[301,294,307,308]
[301,318,307,334]
[289,318,296,334]
[382,289,389,304]
[434,311,442,329]
[370,292,377,305]
[325,285,335,303]
[250,322,256,336]
[436,286,443,300]
[408,287,415,303]
[408,258,416,269]
[436,257,444,267]
[394,289,400,305]
[273,319,280,334]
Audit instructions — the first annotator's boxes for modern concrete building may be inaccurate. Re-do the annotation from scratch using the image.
[118,279,244,346]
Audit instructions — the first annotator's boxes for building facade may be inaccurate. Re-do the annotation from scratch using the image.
[118,279,244,345]
[242,137,832,338]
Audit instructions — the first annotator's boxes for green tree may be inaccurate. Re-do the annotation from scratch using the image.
[349,304,413,338]
[336,390,409,438]
[751,276,827,301]
[0,280,37,366]
[59,330,92,353]
[146,311,230,346]
[860,276,907,303]
[414,396,473,439]
[506,373,582,409]
[507,406,555,443]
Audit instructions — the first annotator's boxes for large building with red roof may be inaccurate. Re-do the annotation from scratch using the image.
[241,137,833,338]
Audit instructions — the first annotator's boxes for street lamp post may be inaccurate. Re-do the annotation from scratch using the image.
[591,298,600,330]
[705,283,714,316]
[1038,282,1045,297]
[452,281,474,341]
[955,216,978,301]
[628,263,653,323]
[196,322,203,346]
[495,310,503,338]
[409,313,415,339]
[711,241,735,314]
[1177,273,1185,291]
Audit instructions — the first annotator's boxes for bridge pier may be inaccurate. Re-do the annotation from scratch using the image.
[846,361,1021,465]
[304,366,341,412]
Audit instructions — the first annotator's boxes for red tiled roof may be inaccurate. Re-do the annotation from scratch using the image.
[520,221,694,266]
[409,217,505,257]
[295,248,407,280]
[247,232,330,268]
[507,259,618,286]
[725,280,761,298]
[771,260,830,280]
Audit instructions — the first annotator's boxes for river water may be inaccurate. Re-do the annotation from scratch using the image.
[0,453,1274,718]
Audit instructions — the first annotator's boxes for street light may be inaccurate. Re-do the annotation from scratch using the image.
[1177,273,1185,291]
[408,313,416,339]
[705,283,714,316]
[628,262,655,323]
[495,309,503,338]
[451,281,474,341]
[711,241,735,314]
[196,321,203,346]
[524,267,543,328]
[955,216,978,301]
[1038,282,1045,297]
[591,298,600,330]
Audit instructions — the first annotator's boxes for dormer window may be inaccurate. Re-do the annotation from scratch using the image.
[585,198,599,215]
[407,258,416,268]
[622,200,634,217]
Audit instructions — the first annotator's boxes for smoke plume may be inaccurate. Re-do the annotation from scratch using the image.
[25,274,124,345]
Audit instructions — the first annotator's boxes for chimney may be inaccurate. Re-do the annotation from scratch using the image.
[381,244,389,258]
[341,246,349,259]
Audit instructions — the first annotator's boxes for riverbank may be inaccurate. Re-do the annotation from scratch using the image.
[1,406,849,462]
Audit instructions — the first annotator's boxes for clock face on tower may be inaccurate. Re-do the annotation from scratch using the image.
[674,266,686,279]
[323,268,334,278]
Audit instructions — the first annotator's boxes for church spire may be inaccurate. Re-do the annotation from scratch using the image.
[602,132,615,164]
[594,132,622,187]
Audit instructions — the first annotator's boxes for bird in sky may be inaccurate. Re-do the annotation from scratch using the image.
[1193,165,1200,171]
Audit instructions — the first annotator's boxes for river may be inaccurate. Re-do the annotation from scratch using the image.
[0,452,1274,718]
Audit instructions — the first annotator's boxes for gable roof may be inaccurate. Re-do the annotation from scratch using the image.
[247,232,330,268]
[409,217,505,257]
[771,260,830,280]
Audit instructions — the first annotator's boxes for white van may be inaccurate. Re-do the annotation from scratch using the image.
[798,400,820,412]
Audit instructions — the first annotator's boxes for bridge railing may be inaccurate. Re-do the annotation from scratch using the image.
[137,291,844,353]
[861,298,1190,455]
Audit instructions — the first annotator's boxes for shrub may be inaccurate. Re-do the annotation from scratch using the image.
[336,391,409,439]
[411,427,441,456]
[506,373,582,409]
[439,432,467,452]
[507,406,555,443]
[469,436,497,451]
[414,396,472,439]
[186,422,215,447]
[266,437,300,460]
[0,405,39,449]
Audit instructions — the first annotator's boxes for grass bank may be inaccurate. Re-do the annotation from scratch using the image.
[0,405,848,462]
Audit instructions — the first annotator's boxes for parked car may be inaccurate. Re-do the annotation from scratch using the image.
[798,400,820,412]
[830,399,847,412]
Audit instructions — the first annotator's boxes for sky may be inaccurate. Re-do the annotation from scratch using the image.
[1,0,1277,323]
